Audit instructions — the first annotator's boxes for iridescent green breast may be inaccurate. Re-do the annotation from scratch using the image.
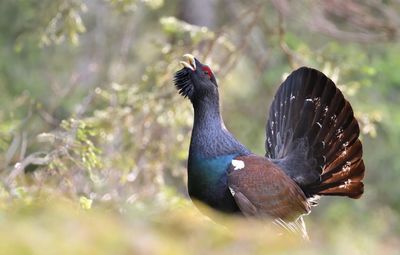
[188,154,239,213]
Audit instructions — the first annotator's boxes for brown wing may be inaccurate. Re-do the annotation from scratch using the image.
[228,155,310,221]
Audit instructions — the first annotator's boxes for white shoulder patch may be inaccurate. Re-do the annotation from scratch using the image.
[231,159,245,170]
[228,186,236,196]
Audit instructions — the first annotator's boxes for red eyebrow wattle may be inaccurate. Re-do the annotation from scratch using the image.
[202,66,213,78]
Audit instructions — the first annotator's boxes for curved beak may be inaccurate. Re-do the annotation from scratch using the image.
[180,54,196,71]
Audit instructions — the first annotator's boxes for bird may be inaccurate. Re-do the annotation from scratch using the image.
[173,54,365,238]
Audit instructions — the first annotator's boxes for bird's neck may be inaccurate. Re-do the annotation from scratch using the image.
[193,96,224,132]
[189,96,250,159]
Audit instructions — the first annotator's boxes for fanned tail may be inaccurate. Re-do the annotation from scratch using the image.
[265,67,365,199]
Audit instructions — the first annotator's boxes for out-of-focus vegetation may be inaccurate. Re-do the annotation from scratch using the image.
[0,0,399,254]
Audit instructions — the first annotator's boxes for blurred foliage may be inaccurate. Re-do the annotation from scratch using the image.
[0,0,400,254]
[0,194,396,255]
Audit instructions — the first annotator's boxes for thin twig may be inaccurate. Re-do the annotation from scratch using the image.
[277,12,299,69]
[6,151,52,187]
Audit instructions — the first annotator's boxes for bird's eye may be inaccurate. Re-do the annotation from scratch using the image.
[202,66,213,80]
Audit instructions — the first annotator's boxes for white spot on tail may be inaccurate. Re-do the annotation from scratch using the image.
[342,161,351,172]
[339,179,352,189]
[231,159,245,170]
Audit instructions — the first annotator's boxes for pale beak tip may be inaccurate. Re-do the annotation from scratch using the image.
[183,53,195,59]
[180,61,195,71]
[181,53,196,70]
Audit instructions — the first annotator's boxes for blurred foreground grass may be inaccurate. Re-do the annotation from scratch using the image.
[0,191,398,255]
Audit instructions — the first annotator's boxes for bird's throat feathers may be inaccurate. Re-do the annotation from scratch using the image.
[174,68,194,98]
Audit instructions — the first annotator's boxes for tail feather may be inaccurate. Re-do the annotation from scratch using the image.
[266,67,365,199]
[315,160,365,198]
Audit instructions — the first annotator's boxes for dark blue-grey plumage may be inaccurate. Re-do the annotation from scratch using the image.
[189,95,250,159]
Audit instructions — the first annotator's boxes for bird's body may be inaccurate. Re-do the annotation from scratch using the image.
[174,54,365,237]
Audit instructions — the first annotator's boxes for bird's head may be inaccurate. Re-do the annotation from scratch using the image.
[173,54,218,103]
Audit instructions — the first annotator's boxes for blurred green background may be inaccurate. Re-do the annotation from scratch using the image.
[0,0,399,254]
